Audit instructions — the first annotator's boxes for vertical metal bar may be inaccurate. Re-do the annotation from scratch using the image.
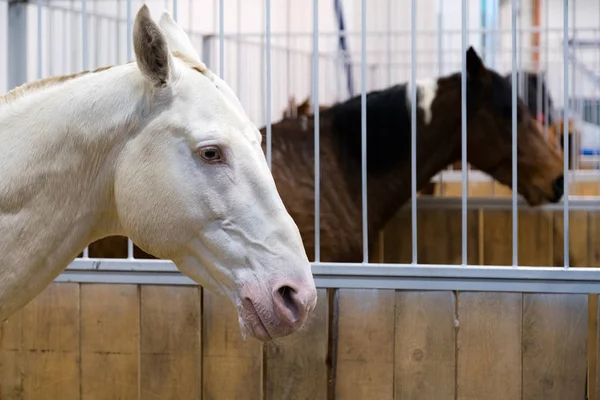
[125,0,133,259]
[387,0,392,86]
[81,0,89,259]
[127,0,132,61]
[511,0,518,267]
[563,0,570,269]
[265,0,271,169]
[437,0,443,80]
[47,6,53,76]
[220,0,224,78]
[173,0,178,22]
[237,0,241,94]
[361,0,368,263]
[116,0,121,65]
[37,0,43,80]
[82,0,88,71]
[411,0,418,264]
[7,1,28,90]
[313,0,320,262]
[544,0,549,139]
[460,0,467,265]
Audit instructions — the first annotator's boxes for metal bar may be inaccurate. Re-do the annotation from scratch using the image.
[65,259,600,280]
[219,0,224,77]
[59,260,600,293]
[265,0,271,169]
[563,0,570,269]
[437,0,443,76]
[47,5,53,77]
[37,0,43,80]
[431,169,600,183]
[126,0,132,61]
[360,0,368,262]
[397,196,600,212]
[313,0,320,262]
[410,0,418,264]
[511,0,518,267]
[460,0,467,265]
[7,1,28,90]
[172,0,177,22]
[387,0,392,86]
[82,0,88,70]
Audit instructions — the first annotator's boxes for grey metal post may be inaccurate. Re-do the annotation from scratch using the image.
[201,35,214,70]
[7,0,29,90]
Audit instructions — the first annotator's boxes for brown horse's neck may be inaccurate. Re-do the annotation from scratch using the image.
[363,126,460,246]
[264,82,463,263]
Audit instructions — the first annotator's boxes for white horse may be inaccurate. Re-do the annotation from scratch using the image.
[0,5,317,341]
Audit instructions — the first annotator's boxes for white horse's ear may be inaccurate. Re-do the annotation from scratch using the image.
[133,5,172,87]
[158,10,205,68]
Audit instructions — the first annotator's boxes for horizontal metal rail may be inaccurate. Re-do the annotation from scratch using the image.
[59,259,600,293]
[431,169,600,183]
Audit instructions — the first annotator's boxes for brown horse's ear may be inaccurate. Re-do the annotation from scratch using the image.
[466,46,486,79]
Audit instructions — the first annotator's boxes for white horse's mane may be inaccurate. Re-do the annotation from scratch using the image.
[0,51,210,108]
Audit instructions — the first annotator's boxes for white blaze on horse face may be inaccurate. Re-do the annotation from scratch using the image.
[115,7,316,340]
[406,79,438,126]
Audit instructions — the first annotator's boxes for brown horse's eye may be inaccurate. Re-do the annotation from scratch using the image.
[198,146,222,162]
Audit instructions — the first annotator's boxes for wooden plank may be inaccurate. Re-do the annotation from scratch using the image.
[589,296,598,400]
[522,294,588,400]
[81,284,139,400]
[382,208,412,263]
[382,209,479,265]
[517,209,553,266]
[416,209,479,265]
[140,285,201,400]
[482,209,513,266]
[0,306,24,398]
[590,211,600,399]
[202,290,262,400]
[335,289,395,400]
[19,283,80,400]
[265,288,329,400]
[395,291,456,400]
[553,210,589,267]
[457,292,522,400]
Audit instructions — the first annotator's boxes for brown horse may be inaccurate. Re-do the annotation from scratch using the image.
[87,47,564,263]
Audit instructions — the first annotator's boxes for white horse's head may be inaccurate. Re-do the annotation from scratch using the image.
[116,5,317,341]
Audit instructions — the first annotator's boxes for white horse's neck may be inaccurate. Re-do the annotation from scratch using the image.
[0,64,152,317]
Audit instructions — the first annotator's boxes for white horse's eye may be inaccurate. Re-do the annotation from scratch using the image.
[198,146,222,163]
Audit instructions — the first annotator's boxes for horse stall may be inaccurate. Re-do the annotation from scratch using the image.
[1,0,600,399]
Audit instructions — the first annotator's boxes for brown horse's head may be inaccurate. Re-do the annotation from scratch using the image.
[461,47,564,205]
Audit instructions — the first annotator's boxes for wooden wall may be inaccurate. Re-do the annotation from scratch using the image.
[1,202,600,399]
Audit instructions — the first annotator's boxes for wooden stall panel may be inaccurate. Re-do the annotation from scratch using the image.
[482,210,513,266]
[335,289,395,400]
[382,208,479,265]
[140,285,202,400]
[265,288,329,400]
[0,307,23,399]
[202,291,262,400]
[19,283,80,400]
[395,291,456,400]
[81,284,140,400]
[457,292,522,400]
[522,294,588,400]
[553,210,589,267]
[590,211,600,399]
[517,209,554,266]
